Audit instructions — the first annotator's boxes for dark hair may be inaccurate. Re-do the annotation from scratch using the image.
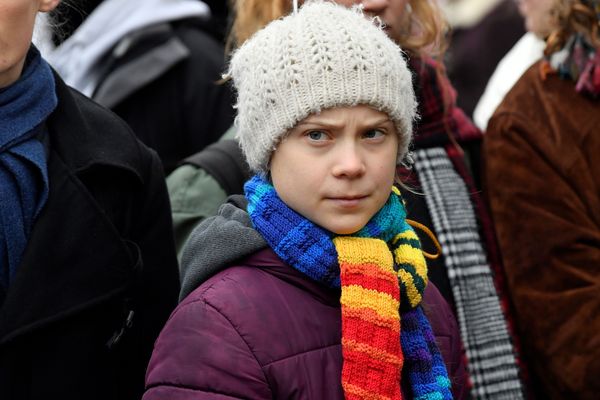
[49,0,103,45]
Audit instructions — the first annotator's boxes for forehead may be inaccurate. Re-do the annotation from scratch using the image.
[301,105,391,124]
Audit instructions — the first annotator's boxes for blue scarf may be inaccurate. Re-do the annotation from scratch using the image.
[245,175,452,399]
[0,46,57,289]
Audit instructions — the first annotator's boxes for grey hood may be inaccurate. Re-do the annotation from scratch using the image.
[179,195,267,301]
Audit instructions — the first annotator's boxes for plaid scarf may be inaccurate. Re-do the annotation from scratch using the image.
[408,57,481,150]
[405,56,527,398]
[245,175,452,400]
[414,148,524,399]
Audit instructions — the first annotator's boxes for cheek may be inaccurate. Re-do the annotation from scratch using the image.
[518,0,532,17]
[0,7,36,51]
[389,0,408,19]
[270,146,316,202]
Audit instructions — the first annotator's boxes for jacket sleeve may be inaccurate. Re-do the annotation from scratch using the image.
[86,140,181,393]
[484,113,600,397]
[167,165,228,260]
[143,294,272,400]
[167,126,238,260]
[128,149,181,387]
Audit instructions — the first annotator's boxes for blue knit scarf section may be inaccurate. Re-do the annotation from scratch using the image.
[0,46,57,289]
[245,175,452,399]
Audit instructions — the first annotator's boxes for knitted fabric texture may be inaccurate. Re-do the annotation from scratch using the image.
[229,1,416,174]
[414,148,525,399]
[245,175,452,399]
[0,46,56,289]
[399,56,527,398]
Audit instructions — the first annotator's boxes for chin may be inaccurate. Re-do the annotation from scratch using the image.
[327,223,366,235]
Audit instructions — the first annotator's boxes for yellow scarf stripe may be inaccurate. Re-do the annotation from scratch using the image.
[340,285,400,321]
[397,270,422,308]
[393,244,428,282]
[391,229,419,245]
[334,237,394,267]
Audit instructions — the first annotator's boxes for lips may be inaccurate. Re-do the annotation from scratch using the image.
[326,195,368,208]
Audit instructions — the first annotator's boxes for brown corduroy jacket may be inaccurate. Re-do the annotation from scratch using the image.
[484,62,600,399]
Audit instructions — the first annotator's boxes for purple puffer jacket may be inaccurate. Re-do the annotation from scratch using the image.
[144,247,468,399]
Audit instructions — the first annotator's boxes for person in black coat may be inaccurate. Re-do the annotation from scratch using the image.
[46,0,235,173]
[0,1,179,399]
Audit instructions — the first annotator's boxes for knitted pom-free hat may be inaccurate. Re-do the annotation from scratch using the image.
[228,0,417,174]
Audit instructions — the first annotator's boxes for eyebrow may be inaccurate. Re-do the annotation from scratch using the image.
[295,117,392,129]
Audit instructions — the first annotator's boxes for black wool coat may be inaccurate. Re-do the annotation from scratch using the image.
[0,73,180,399]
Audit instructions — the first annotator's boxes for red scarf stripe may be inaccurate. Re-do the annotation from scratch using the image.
[336,237,404,400]
[342,352,402,398]
[343,316,401,356]
[341,263,402,295]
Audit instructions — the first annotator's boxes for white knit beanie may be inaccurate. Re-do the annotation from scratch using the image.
[229,0,417,174]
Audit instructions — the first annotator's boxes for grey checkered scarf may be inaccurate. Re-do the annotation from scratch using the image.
[414,147,524,399]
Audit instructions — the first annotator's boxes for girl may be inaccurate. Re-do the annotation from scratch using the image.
[484,0,600,397]
[168,1,525,396]
[144,2,466,399]
[0,0,179,398]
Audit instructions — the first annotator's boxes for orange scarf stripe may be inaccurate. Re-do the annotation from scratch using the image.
[342,338,404,365]
[343,261,401,283]
[342,354,401,397]
[342,307,400,331]
[344,382,396,400]
[336,237,403,400]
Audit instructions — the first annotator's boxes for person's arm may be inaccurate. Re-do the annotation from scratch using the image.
[168,165,228,259]
[143,294,272,399]
[484,113,600,397]
[167,126,241,260]
[130,149,181,384]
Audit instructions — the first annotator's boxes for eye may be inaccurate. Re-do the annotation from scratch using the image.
[306,130,328,141]
[363,129,385,139]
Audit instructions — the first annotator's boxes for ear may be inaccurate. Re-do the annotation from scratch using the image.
[38,0,61,13]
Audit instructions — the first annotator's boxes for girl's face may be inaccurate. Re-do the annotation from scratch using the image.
[333,0,410,44]
[0,0,58,88]
[270,105,399,235]
[516,0,556,38]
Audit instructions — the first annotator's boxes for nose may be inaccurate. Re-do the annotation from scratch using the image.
[331,143,366,178]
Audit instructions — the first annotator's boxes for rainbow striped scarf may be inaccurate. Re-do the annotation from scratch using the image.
[245,175,452,400]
